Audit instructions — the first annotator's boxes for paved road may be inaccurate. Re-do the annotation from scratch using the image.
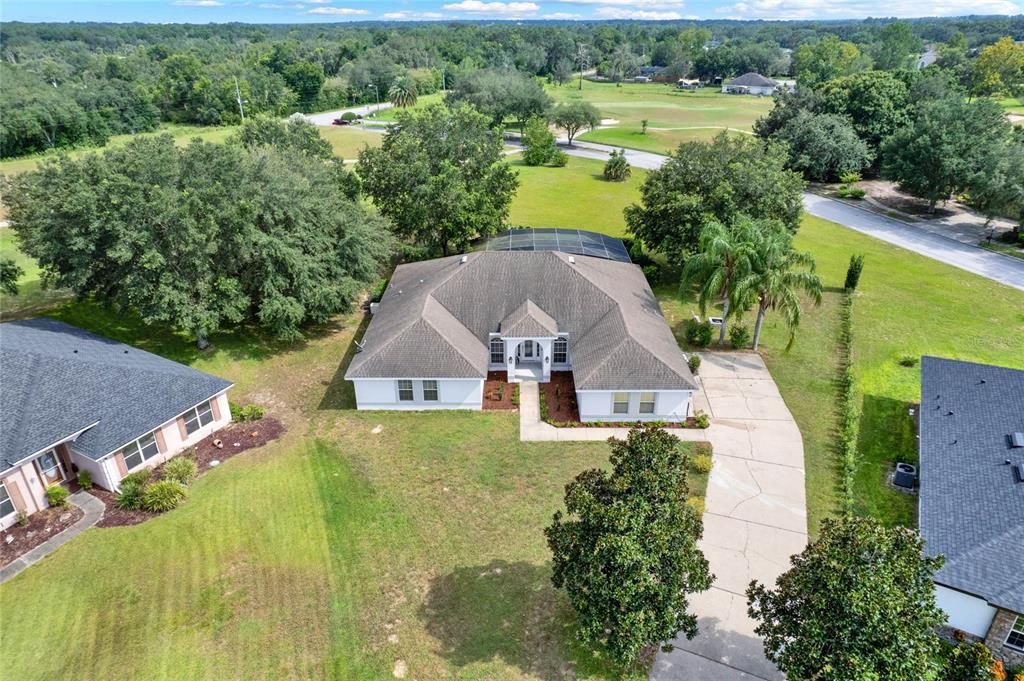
[543,139,1024,292]
[303,102,394,126]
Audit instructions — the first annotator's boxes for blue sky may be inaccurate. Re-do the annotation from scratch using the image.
[3,0,1022,23]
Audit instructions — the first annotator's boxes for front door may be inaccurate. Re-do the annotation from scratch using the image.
[35,450,66,486]
[519,340,537,362]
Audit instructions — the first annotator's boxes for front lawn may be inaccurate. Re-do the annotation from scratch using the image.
[0,298,712,680]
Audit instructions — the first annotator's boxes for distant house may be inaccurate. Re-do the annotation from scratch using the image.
[345,230,697,421]
[0,319,233,529]
[676,79,700,90]
[919,357,1024,666]
[635,66,667,83]
[721,72,779,96]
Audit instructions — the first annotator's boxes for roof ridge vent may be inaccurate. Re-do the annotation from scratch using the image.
[1010,432,1024,448]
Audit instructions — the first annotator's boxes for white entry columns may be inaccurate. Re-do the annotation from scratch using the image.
[504,336,555,382]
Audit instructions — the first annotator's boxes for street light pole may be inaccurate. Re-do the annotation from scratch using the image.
[368,83,380,114]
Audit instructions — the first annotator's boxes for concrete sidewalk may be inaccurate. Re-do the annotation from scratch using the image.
[0,491,105,584]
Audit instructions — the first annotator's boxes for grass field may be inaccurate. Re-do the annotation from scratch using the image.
[317,125,382,161]
[373,92,445,121]
[996,95,1024,115]
[508,154,645,236]
[547,82,772,154]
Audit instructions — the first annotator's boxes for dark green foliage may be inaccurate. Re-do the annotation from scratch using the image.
[602,149,631,181]
[687,354,701,373]
[142,480,188,513]
[121,469,153,489]
[5,129,390,344]
[818,70,912,154]
[774,110,873,182]
[388,76,418,108]
[239,405,266,422]
[625,133,805,261]
[793,36,869,88]
[545,426,712,668]
[230,115,333,160]
[943,641,999,681]
[282,61,325,110]
[549,150,569,167]
[162,457,199,486]
[728,324,751,348]
[693,411,710,428]
[747,516,945,681]
[77,470,93,490]
[835,292,858,510]
[357,104,518,256]
[844,254,865,291]
[550,101,601,146]
[834,186,866,199]
[340,111,357,122]
[521,115,557,166]
[898,355,919,367]
[0,260,23,296]
[116,484,144,511]
[871,21,921,71]
[446,68,551,129]
[641,264,660,284]
[684,319,713,348]
[45,485,70,509]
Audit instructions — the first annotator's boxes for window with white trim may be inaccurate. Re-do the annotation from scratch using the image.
[639,392,656,414]
[0,481,14,518]
[1007,616,1024,651]
[490,338,505,364]
[553,338,568,364]
[122,432,160,470]
[398,380,414,401]
[422,380,439,402]
[613,392,629,414]
[183,400,214,435]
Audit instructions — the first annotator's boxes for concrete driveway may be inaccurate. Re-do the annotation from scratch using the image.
[653,352,807,681]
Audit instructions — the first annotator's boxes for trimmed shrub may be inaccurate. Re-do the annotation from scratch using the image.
[844,254,865,291]
[688,354,702,373]
[239,404,266,421]
[839,171,862,184]
[642,264,660,284]
[694,412,710,429]
[16,510,29,527]
[603,149,631,181]
[728,324,751,348]
[340,111,357,123]
[835,186,866,199]
[690,453,713,474]
[46,485,69,508]
[522,115,557,166]
[684,319,713,348]
[550,150,569,167]
[142,481,188,513]
[229,401,242,421]
[163,456,198,485]
[121,469,152,489]
[116,484,144,510]
[685,496,705,515]
[77,470,93,490]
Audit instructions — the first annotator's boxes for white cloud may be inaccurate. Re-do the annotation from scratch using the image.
[542,12,584,18]
[722,0,1023,19]
[594,7,685,18]
[307,6,371,14]
[442,1,540,14]
[381,10,446,19]
[172,0,225,6]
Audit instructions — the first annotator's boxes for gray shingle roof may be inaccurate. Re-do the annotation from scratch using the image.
[1,318,233,471]
[725,72,777,87]
[501,300,558,337]
[346,251,696,392]
[919,356,1024,613]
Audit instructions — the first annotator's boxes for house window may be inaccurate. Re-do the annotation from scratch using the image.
[397,380,414,401]
[613,393,630,414]
[183,400,214,435]
[0,481,14,518]
[422,380,439,402]
[122,432,160,470]
[639,392,656,414]
[1007,616,1024,651]
[553,338,568,364]
[490,338,504,364]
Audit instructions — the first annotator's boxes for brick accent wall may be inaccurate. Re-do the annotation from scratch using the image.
[984,608,1024,667]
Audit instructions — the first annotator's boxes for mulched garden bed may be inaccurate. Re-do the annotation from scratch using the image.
[540,372,579,422]
[483,371,519,410]
[93,417,286,528]
[0,504,84,567]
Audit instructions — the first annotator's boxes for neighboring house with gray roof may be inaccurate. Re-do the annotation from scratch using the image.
[721,72,779,95]
[0,318,233,529]
[919,356,1024,665]
[345,248,697,420]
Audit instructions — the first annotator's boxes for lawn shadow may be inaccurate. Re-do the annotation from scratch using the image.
[418,560,583,681]
[318,311,370,410]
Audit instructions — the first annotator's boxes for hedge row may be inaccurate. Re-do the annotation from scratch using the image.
[835,291,859,514]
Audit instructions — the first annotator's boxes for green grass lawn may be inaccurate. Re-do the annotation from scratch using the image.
[317,125,382,161]
[507,154,645,236]
[0,297,709,680]
[0,230,71,319]
[373,92,445,121]
[547,82,772,154]
[996,95,1024,115]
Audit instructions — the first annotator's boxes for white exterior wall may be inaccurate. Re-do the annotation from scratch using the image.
[0,461,48,530]
[936,585,998,638]
[576,390,693,422]
[69,450,116,491]
[352,379,483,410]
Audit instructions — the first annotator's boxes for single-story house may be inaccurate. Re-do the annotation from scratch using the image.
[0,318,233,529]
[345,238,697,422]
[677,79,701,90]
[634,66,667,83]
[919,356,1024,665]
[721,72,779,95]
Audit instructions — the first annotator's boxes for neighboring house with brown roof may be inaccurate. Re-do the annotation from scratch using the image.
[919,357,1024,665]
[0,318,233,529]
[345,245,698,421]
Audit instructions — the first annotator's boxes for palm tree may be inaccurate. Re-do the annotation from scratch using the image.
[734,224,823,351]
[679,219,755,345]
[388,77,418,108]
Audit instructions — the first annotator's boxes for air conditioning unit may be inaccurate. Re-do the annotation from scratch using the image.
[893,462,917,489]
